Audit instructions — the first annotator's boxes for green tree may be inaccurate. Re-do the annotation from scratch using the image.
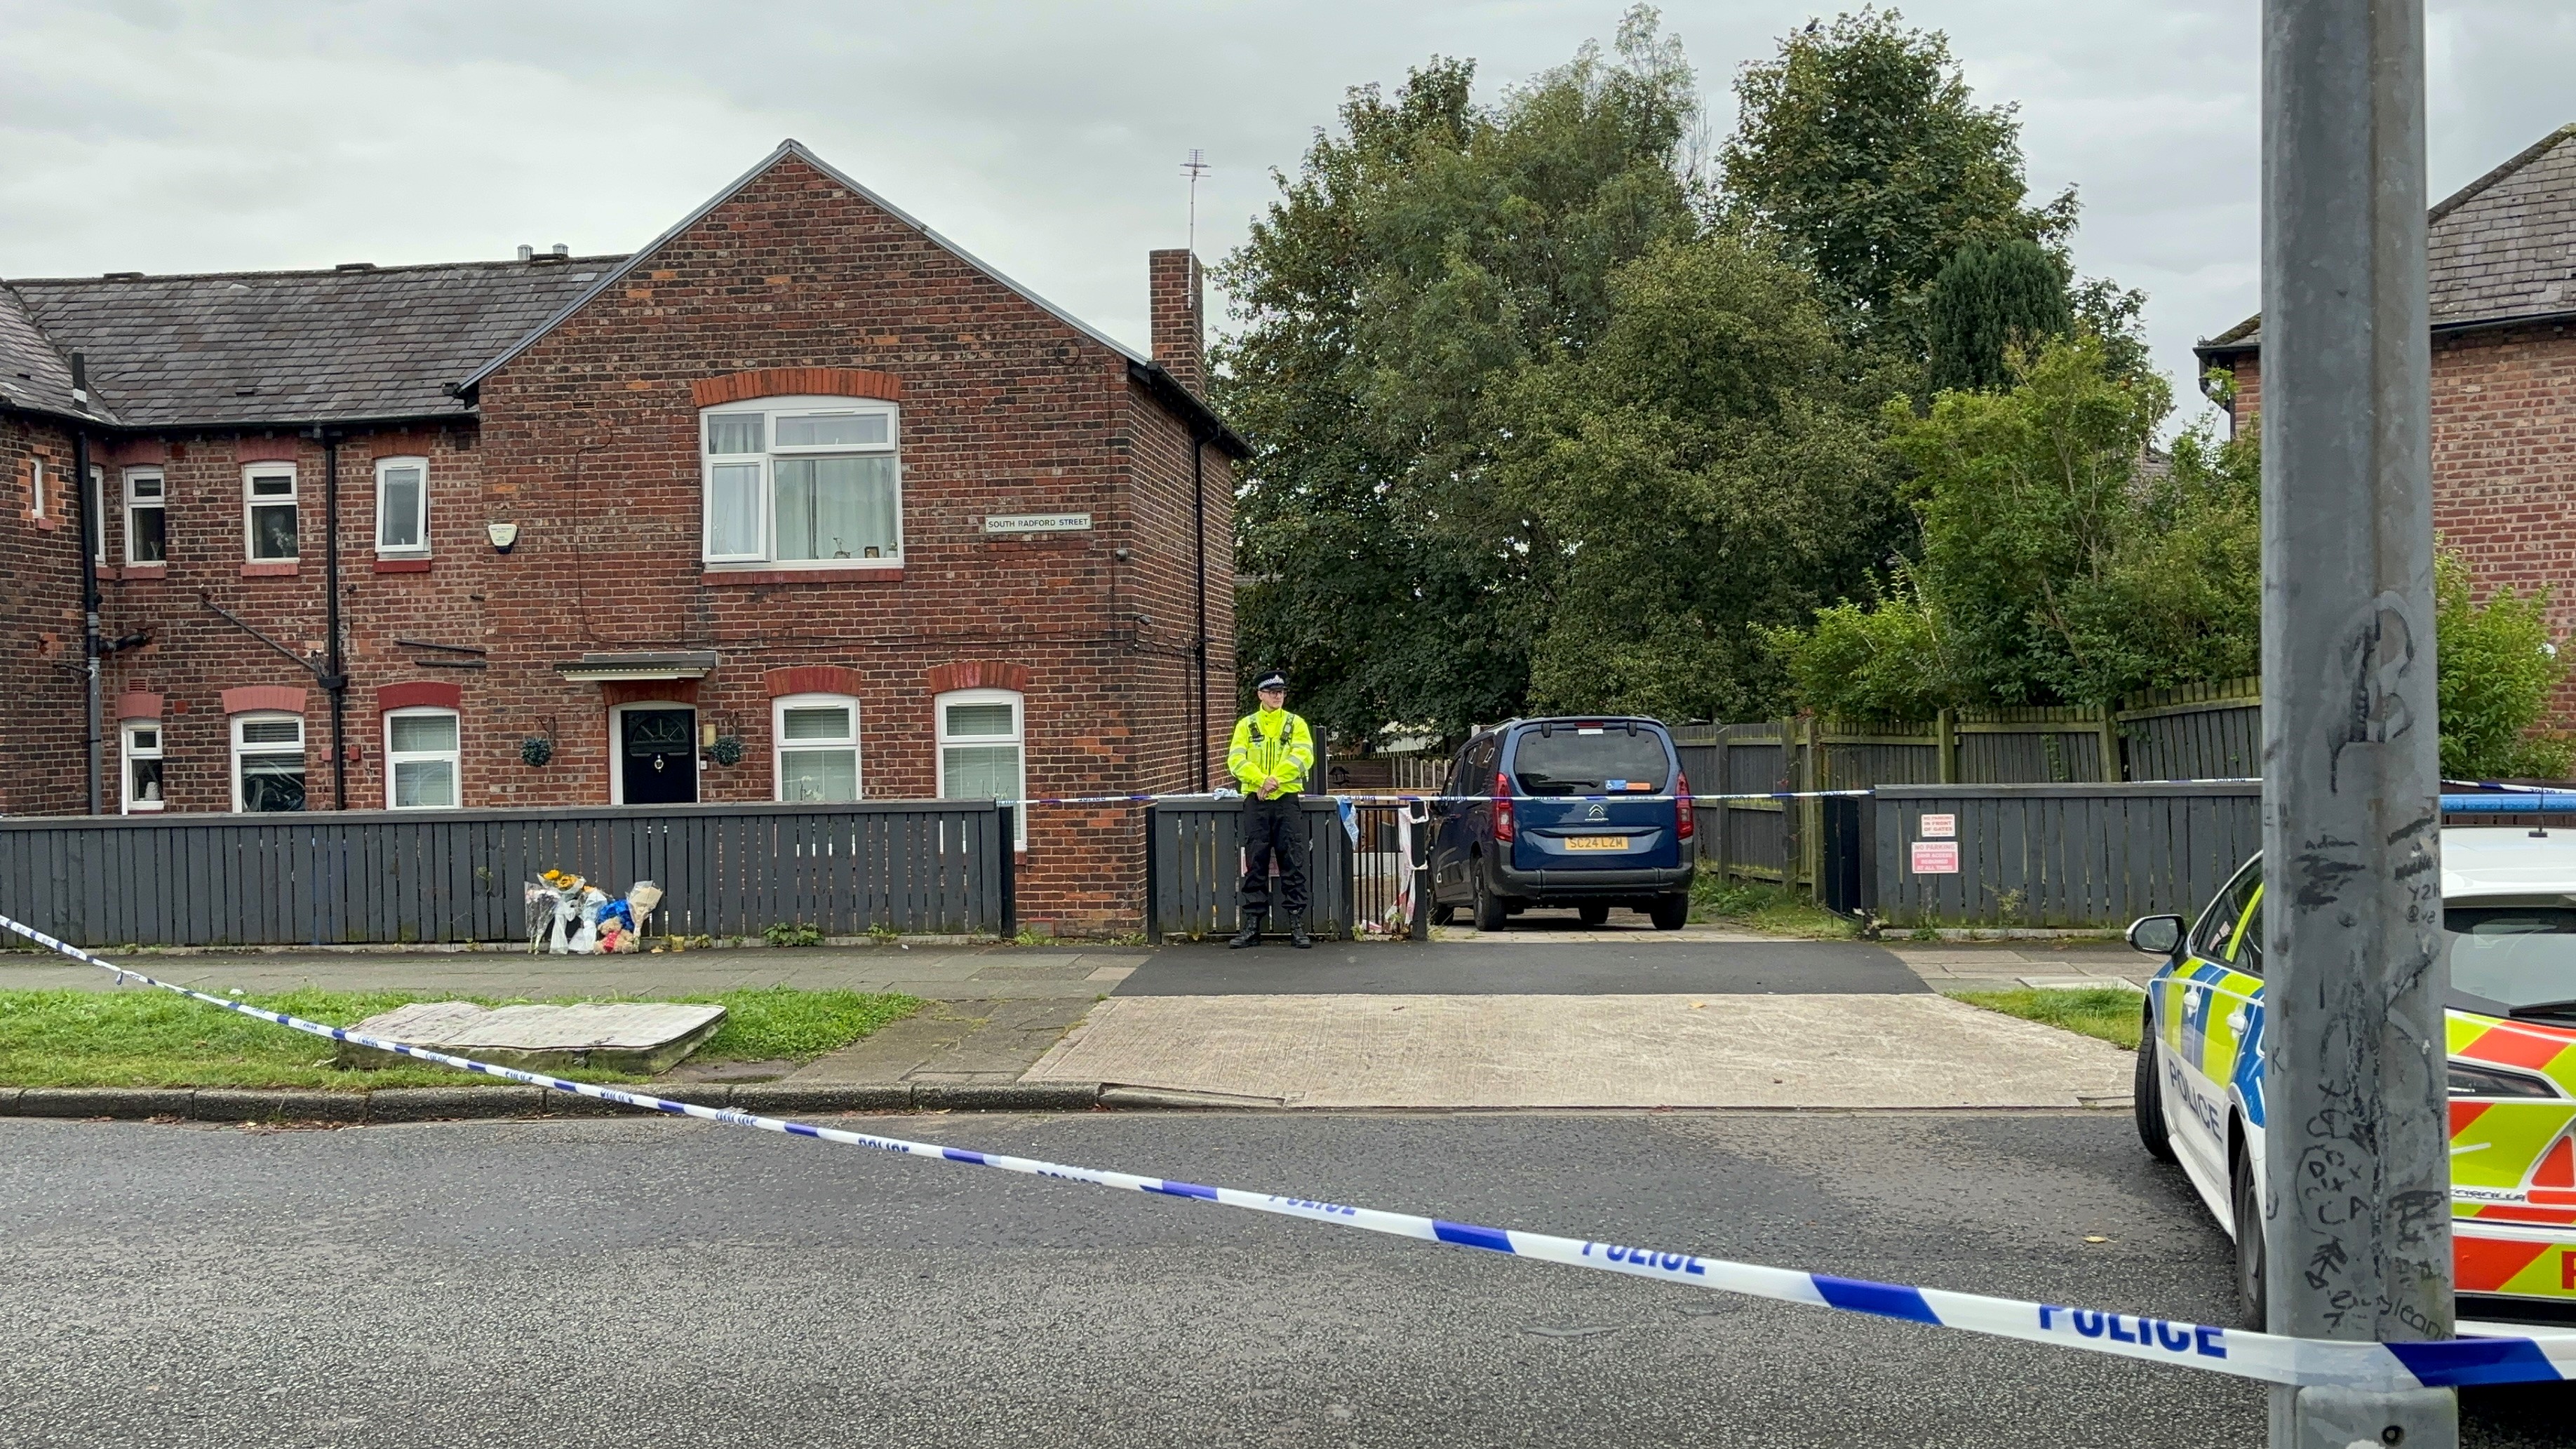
[1214,8,1703,741]
[2437,551,2573,779]
[1493,235,1904,721]
[1924,238,2072,392]
[1721,8,2074,344]
[1766,337,2262,717]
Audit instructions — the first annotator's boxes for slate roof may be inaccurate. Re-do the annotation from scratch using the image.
[2201,123,2576,358]
[0,284,89,419]
[3,259,619,429]
[0,140,1246,454]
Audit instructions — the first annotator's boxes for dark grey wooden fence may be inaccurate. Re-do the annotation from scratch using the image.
[1146,798,1355,942]
[1869,782,2260,929]
[0,801,1016,947]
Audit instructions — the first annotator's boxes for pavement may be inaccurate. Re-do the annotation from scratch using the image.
[1,910,2163,1114]
[6,1110,2565,1448]
[1025,993,2133,1109]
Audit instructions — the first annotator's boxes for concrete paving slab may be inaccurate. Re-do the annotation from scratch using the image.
[789,997,1089,1085]
[1024,993,2134,1110]
[340,1000,727,1073]
[1117,940,1925,997]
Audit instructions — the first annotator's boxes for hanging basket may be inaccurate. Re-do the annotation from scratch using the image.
[709,734,746,767]
[519,736,554,768]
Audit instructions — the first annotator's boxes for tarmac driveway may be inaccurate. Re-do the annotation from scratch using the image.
[1117,938,1926,996]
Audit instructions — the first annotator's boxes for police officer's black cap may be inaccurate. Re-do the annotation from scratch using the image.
[1255,671,1288,692]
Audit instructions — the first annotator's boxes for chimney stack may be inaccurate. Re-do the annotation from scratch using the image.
[1148,249,1204,396]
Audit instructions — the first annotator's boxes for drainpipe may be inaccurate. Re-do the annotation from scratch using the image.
[1191,426,1209,794]
[315,428,349,809]
[72,353,101,816]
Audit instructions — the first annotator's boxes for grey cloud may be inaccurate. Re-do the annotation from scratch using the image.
[1,0,2570,410]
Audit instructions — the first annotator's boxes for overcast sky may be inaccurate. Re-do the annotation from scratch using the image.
[4,1,2572,422]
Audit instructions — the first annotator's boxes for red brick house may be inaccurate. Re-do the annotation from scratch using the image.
[2199,123,2576,711]
[0,140,1246,934]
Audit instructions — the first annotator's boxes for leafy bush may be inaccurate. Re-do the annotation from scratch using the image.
[2437,550,2572,779]
[761,922,825,948]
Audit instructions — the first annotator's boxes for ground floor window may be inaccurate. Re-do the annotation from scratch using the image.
[386,708,460,808]
[232,712,305,813]
[774,694,861,802]
[937,687,1025,847]
[121,721,164,812]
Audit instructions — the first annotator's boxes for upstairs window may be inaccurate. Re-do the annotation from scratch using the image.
[702,396,901,567]
[124,468,166,565]
[773,694,861,802]
[86,464,107,564]
[232,712,305,813]
[375,457,429,556]
[244,464,297,561]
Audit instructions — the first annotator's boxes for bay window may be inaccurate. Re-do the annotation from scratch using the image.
[702,396,901,567]
[773,694,861,802]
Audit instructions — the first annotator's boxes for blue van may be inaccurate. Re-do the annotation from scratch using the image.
[1425,717,1696,931]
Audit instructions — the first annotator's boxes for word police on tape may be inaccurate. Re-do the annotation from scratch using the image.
[4,911,2568,1394]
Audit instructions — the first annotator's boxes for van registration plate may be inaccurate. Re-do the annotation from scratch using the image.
[1564,835,1629,852]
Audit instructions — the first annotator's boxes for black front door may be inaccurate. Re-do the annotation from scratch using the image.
[620,708,697,804]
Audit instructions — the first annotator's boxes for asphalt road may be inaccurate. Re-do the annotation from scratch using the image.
[1117,940,1925,995]
[2,1111,2563,1448]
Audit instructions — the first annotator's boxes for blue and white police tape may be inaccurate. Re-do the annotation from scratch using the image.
[1000,789,1876,807]
[9,911,2568,1394]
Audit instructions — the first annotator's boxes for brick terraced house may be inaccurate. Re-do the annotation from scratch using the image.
[2200,123,2576,715]
[0,140,1246,934]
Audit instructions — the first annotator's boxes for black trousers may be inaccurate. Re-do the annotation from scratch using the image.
[1237,792,1309,922]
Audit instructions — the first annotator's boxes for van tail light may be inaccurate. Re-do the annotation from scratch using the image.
[1492,792,1516,843]
[1675,771,1695,841]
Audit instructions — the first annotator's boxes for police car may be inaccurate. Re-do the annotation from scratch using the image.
[2131,827,2576,1333]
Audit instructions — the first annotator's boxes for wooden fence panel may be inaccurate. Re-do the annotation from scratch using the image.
[1145,800,1353,942]
[1871,782,2262,929]
[0,801,1011,947]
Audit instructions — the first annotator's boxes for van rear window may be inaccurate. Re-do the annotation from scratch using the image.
[1510,728,1670,796]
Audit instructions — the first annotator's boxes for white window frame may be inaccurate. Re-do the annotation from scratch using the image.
[699,394,903,569]
[86,464,107,564]
[384,706,462,810]
[123,467,166,565]
[373,455,431,558]
[771,693,864,802]
[936,687,1026,848]
[120,720,166,814]
[243,463,298,562]
[29,458,44,518]
[230,710,307,814]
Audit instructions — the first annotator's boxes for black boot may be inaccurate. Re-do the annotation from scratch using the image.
[1229,915,1263,949]
[1290,925,1313,950]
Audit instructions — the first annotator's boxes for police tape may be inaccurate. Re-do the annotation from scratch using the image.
[9,911,2568,1394]
[1000,789,1877,807]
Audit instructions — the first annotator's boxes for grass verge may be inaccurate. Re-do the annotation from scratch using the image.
[1688,879,1858,939]
[1950,988,2143,1051]
[0,986,922,1091]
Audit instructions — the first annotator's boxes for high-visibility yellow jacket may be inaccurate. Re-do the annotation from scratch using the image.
[1228,708,1315,798]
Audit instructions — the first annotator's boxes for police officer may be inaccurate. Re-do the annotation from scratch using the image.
[1228,670,1316,949]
